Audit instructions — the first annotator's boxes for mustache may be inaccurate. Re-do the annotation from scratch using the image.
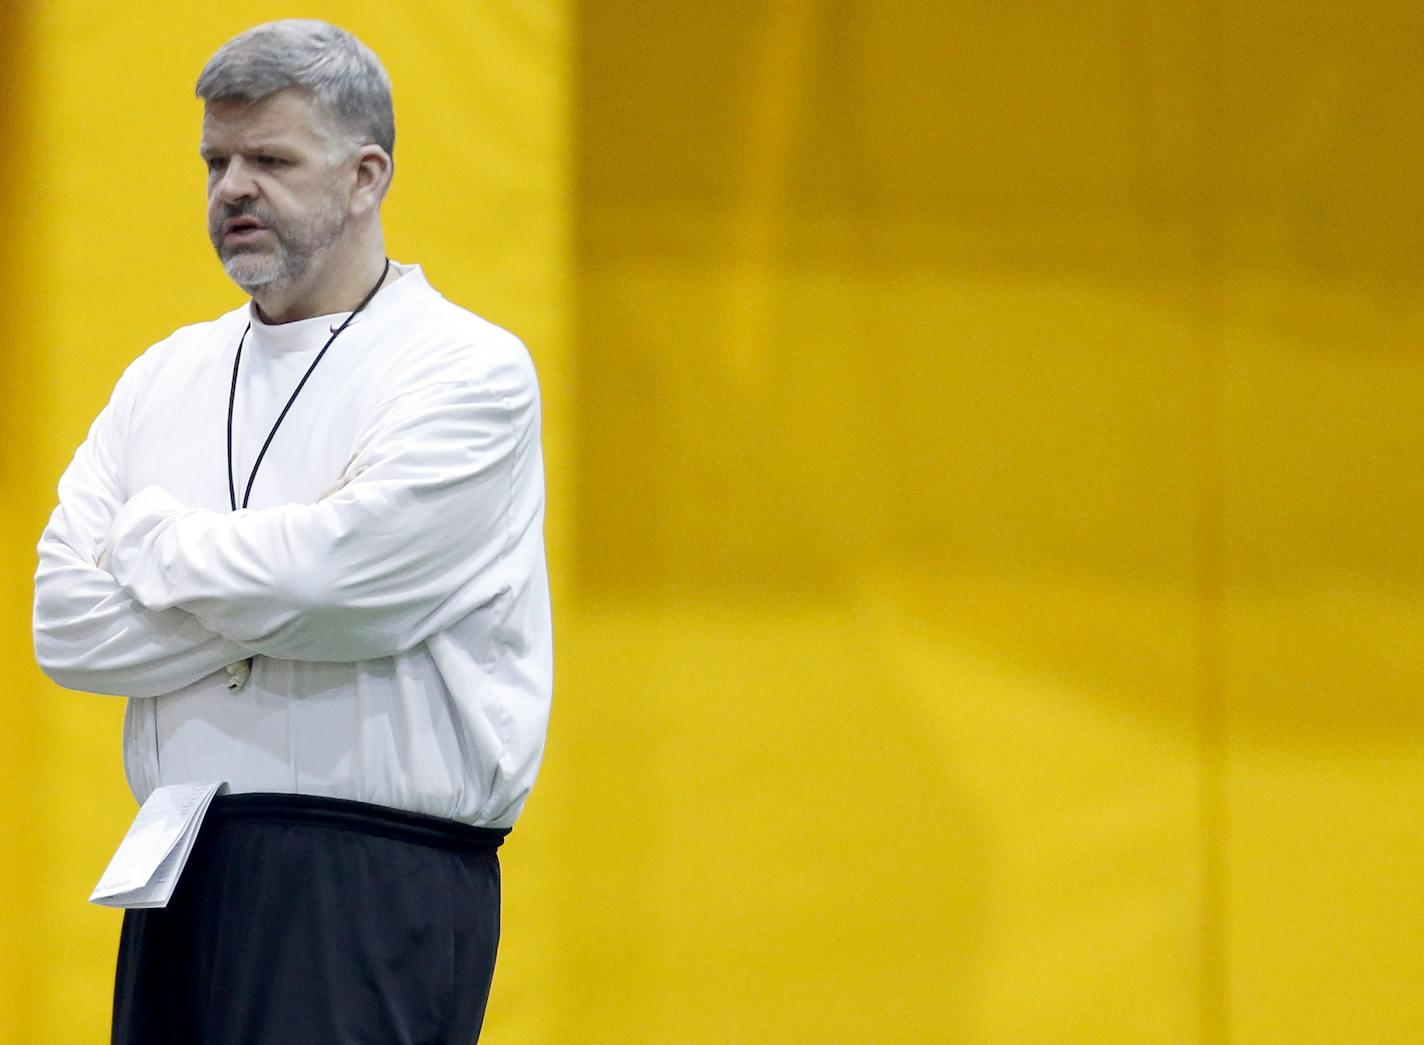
[211,201,278,232]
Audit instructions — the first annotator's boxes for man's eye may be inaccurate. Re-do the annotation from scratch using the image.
[205,157,227,174]
[256,155,285,168]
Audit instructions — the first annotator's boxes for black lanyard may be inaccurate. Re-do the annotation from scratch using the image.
[226,258,391,511]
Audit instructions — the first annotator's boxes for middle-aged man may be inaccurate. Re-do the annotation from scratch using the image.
[32,19,551,1044]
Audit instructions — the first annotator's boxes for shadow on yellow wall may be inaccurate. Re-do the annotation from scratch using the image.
[560,3,1424,1042]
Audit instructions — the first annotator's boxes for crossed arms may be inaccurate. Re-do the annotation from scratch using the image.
[34,373,537,698]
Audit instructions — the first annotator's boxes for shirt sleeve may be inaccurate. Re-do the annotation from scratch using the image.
[33,386,255,698]
[105,373,542,664]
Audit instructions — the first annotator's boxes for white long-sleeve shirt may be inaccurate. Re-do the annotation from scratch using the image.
[33,263,552,828]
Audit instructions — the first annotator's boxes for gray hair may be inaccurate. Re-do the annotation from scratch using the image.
[196,19,395,158]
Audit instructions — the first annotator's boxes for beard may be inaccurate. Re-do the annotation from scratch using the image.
[209,183,349,296]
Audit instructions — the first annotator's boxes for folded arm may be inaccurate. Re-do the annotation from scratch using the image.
[107,377,541,663]
[33,396,254,698]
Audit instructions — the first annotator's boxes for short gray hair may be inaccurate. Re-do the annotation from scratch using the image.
[196,19,395,158]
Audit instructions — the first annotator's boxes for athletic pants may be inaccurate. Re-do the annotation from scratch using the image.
[111,792,507,1045]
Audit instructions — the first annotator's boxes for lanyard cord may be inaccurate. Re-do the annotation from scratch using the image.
[226,258,391,511]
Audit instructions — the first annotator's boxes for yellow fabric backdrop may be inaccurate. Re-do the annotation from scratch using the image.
[2,2,1421,1043]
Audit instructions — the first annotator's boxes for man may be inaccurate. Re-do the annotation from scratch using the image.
[32,20,551,1044]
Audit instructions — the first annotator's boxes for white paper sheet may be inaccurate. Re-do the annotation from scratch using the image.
[90,782,226,909]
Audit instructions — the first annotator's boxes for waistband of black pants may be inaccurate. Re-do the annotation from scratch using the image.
[207,792,510,852]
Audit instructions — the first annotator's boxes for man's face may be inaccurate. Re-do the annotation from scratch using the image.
[201,88,354,296]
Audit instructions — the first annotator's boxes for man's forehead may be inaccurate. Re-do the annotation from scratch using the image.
[201,87,326,147]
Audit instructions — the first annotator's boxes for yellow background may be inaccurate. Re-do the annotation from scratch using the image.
[2,2,1421,1042]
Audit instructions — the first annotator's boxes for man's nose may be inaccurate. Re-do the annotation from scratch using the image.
[213,158,258,204]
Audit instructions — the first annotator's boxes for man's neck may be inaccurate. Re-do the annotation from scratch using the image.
[253,248,390,325]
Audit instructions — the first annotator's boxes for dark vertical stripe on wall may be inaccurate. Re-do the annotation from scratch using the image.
[1192,2,1228,1043]
[0,2,34,487]
[0,4,40,1041]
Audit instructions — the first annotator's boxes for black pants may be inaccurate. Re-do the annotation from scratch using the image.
[112,793,507,1045]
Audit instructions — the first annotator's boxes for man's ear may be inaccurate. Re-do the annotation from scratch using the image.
[350,145,393,214]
